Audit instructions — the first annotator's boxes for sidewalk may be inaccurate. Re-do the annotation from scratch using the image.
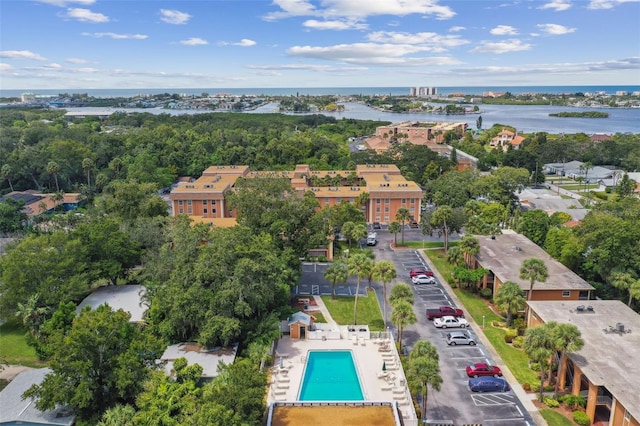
[417,249,548,426]
[312,295,338,328]
[0,365,34,381]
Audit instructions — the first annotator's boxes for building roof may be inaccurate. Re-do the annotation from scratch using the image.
[0,368,75,425]
[527,300,640,421]
[288,311,312,326]
[161,342,239,378]
[0,191,81,218]
[475,231,594,292]
[76,285,147,323]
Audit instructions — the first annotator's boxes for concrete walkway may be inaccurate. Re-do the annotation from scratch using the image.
[312,295,338,328]
[0,365,34,381]
[417,249,548,426]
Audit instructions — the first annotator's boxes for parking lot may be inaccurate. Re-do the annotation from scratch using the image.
[297,262,367,296]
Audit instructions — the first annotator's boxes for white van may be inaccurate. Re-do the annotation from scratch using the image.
[366,232,377,246]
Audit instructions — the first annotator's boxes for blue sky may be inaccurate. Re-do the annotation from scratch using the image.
[1,0,639,90]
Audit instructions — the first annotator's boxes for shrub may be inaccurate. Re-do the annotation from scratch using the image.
[573,410,590,426]
[560,394,586,409]
[512,336,525,349]
[522,383,531,391]
[530,382,541,393]
[593,191,608,200]
[544,385,555,392]
[512,318,526,335]
[544,397,559,408]
[504,329,518,343]
[605,186,612,194]
[480,287,492,299]
[317,255,327,263]
[530,362,541,372]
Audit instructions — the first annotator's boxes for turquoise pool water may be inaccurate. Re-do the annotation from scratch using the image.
[299,350,364,401]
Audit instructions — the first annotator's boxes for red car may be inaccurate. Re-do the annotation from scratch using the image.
[410,268,434,278]
[466,363,502,378]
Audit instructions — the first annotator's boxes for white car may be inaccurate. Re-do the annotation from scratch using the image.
[412,274,436,285]
[433,316,469,328]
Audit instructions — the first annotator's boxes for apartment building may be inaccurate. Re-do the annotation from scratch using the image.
[527,300,639,426]
[168,164,423,226]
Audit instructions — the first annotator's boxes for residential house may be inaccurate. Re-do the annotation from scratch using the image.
[489,128,525,152]
[0,368,75,426]
[527,300,639,426]
[471,231,593,301]
[0,190,81,224]
[161,342,239,380]
[76,285,147,324]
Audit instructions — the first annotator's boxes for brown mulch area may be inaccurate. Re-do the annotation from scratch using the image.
[270,405,397,426]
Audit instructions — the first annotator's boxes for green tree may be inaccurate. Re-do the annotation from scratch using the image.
[347,253,370,325]
[519,258,549,301]
[446,246,464,266]
[98,404,136,426]
[609,271,640,307]
[23,305,163,421]
[389,283,414,306]
[395,207,411,245]
[409,340,439,362]
[458,235,480,267]
[390,299,416,348]
[0,198,27,233]
[524,323,555,401]
[430,205,453,252]
[551,323,584,397]
[373,260,397,325]
[350,223,368,248]
[494,281,525,327]
[1,163,14,191]
[388,221,402,246]
[82,157,94,194]
[341,221,356,247]
[517,210,550,246]
[46,160,60,191]
[407,343,442,422]
[324,261,348,300]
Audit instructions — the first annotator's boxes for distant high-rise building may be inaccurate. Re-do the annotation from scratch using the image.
[410,87,437,97]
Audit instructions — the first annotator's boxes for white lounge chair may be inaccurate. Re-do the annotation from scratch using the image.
[277,383,289,389]
[272,389,287,395]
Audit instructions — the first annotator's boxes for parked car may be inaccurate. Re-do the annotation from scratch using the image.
[410,268,433,278]
[366,232,377,246]
[468,376,510,392]
[412,274,436,285]
[372,222,382,230]
[466,363,502,378]
[433,316,469,328]
[446,331,476,346]
[426,306,464,320]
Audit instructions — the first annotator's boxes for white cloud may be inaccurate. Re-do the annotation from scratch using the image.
[0,63,14,71]
[367,31,469,48]
[37,0,95,6]
[539,0,572,11]
[287,42,462,66]
[66,8,109,23]
[66,58,88,64]
[180,38,208,46]
[0,50,47,61]
[588,0,640,9]
[490,25,518,35]
[248,64,368,73]
[303,19,368,30]
[537,23,576,35]
[264,0,455,21]
[470,39,532,53]
[449,26,466,32]
[76,67,99,73]
[82,32,148,40]
[218,39,257,47]
[160,9,191,25]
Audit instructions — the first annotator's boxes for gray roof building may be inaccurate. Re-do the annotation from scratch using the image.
[161,342,239,379]
[76,285,147,323]
[0,368,75,425]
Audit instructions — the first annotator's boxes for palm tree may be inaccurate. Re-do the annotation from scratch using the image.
[373,260,397,325]
[1,164,14,192]
[351,223,368,247]
[409,340,439,362]
[324,261,348,300]
[389,283,414,306]
[407,347,442,421]
[388,221,402,247]
[551,323,584,397]
[15,293,49,339]
[609,271,640,307]
[446,246,464,267]
[458,235,480,268]
[494,281,526,327]
[341,221,355,247]
[347,253,370,325]
[82,157,94,193]
[524,324,555,401]
[395,207,411,245]
[46,161,60,191]
[390,299,416,348]
[431,205,453,252]
[519,258,548,301]
[361,256,375,290]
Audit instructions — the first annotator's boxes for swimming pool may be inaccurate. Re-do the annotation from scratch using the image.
[299,350,364,401]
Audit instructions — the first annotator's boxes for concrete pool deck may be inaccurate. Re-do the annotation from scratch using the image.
[269,334,417,424]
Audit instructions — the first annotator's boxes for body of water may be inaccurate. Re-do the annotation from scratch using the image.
[2,85,639,98]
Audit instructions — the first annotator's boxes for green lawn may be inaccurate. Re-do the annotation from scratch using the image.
[321,290,384,331]
[0,319,44,368]
[540,408,575,426]
[423,249,538,386]
[400,240,458,250]
[310,311,326,323]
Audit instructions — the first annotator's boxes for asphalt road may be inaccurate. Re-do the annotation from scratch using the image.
[298,225,536,426]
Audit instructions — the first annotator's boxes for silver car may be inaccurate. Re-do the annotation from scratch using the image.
[446,331,476,346]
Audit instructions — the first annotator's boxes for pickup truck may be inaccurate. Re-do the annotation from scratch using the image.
[434,316,469,328]
[426,306,465,320]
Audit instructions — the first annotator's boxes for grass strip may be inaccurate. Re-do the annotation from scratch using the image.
[321,290,384,331]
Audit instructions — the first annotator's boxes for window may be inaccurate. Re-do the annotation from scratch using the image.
[375,216,381,221]
[187,200,192,206]
[562,291,571,298]
[187,209,192,214]
[203,208,208,214]
[385,198,390,204]
[376,207,381,212]
[212,200,217,205]
[336,198,342,203]
[178,200,183,206]
[179,208,184,214]
[384,207,389,212]
[410,198,415,204]
[401,198,406,204]
[325,198,330,203]
[203,200,208,205]
[384,216,389,222]
[625,411,631,421]
[376,199,381,204]
[212,209,216,214]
